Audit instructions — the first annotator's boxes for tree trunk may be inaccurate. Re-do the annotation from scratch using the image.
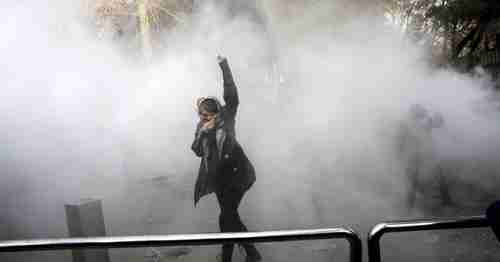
[138,0,152,62]
[453,6,493,59]
[468,24,486,56]
[453,24,480,59]
[496,33,500,51]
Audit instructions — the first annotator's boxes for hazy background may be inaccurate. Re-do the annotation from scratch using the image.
[1,0,500,261]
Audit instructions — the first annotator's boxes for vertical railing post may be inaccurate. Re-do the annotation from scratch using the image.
[346,228,363,262]
[367,224,385,262]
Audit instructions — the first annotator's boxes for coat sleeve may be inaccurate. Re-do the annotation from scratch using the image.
[219,58,239,118]
[191,123,205,157]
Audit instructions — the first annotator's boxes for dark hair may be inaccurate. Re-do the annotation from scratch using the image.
[199,98,220,114]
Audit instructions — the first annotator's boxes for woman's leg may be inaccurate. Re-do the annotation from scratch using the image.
[216,187,238,262]
[216,187,261,262]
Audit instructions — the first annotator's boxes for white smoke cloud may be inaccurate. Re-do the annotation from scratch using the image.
[1,1,499,261]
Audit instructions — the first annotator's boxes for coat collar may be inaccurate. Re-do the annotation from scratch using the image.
[215,116,226,159]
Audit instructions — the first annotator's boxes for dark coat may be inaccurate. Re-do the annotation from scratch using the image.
[191,59,256,205]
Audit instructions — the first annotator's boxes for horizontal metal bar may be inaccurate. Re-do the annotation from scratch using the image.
[0,227,362,262]
[368,216,489,262]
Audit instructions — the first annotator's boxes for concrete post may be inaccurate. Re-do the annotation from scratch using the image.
[65,199,110,262]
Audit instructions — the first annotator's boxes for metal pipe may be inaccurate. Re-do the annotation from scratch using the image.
[0,227,362,262]
[367,216,489,262]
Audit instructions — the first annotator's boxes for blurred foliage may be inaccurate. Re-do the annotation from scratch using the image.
[385,0,500,68]
[83,0,193,57]
[82,0,500,68]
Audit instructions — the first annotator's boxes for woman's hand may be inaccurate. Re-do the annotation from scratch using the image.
[201,118,216,131]
[217,55,226,63]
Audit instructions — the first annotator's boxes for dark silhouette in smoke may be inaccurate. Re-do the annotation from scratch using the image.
[398,104,446,214]
[191,56,261,262]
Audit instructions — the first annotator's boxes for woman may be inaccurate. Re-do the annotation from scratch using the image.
[191,55,262,262]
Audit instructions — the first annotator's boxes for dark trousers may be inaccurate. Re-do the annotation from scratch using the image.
[216,187,259,262]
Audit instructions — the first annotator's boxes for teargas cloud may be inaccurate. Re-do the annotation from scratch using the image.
[0,1,500,262]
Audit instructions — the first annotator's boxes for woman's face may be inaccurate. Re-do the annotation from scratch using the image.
[199,109,216,123]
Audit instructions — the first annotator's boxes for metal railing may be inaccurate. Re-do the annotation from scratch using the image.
[0,228,362,262]
[367,216,490,262]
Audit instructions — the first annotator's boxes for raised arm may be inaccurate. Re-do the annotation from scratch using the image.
[218,56,239,116]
